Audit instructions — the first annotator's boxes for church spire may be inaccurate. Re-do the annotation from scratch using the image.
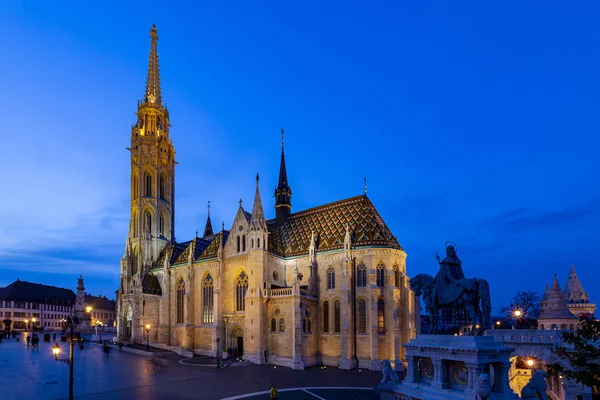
[275,128,292,226]
[203,201,213,237]
[145,24,162,105]
[251,173,266,230]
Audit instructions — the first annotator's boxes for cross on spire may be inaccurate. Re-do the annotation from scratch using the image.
[239,198,243,208]
[364,177,367,195]
[207,200,211,217]
[281,128,285,148]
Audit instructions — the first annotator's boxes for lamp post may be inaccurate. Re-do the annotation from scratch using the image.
[53,315,80,400]
[216,338,220,369]
[25,319,29,331]
[144,324,151,352]
[514,310,522,329]
[85,306,92,330]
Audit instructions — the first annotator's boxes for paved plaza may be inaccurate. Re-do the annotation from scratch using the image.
[0,334,380,399]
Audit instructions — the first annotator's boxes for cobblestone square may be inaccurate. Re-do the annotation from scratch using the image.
[0,334,379,399]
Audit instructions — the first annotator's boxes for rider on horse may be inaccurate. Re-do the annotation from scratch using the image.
[436,244,475,305]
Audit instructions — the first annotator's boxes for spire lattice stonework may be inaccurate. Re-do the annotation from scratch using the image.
[145,24,162,105]
[275,128,292,226]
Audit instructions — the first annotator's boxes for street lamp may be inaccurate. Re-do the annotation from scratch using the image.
[52,315,80,400]
[514,310,522,329]
[144,324,151,352]
[527,359,534,368]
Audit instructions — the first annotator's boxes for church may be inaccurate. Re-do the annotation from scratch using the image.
[116,25,416,371]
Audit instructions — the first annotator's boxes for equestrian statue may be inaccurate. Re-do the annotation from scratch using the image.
[411,242,492,334]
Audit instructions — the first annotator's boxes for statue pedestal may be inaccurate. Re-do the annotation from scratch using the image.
[377,335,520,400]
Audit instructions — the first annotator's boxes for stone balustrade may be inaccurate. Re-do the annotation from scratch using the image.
[268,288,293,297]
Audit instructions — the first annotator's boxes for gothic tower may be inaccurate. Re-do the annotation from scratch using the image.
[274,129,292,226]
[128,24,176,270]
[119,25,175,343]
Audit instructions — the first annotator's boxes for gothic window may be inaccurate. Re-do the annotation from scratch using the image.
[327,267,335,290]
[203,274,214,324]
[257,238,261,248]
[303,318,306,333]
[132,211,138,238]
[242,235,246,252]
[358,298,367,334]
[237,236,240,253]
[235,271,248,312]
[334,300,341,333]
[144,172,153,197]
[176,278,185,324]
[376,263,385,287]
[357,263,367,287]
[393,264,400,287]
[279,318,285,332]
[159,214,165,237]
[271,318,276,332]
[323,300,329,333]
[159,174,166,200]
[132,172,139,200]
[144,211,152,236]
[377,298,385,334]
[251,238,254,248]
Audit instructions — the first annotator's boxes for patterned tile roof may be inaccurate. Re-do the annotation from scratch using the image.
[267,195,402,257]
[154,231,230,267]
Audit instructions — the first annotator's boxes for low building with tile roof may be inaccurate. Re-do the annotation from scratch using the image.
[117,26,416,371]
[0,280,75,331]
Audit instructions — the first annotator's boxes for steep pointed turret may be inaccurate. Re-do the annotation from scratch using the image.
[203,201,214,237]
[275,129,292,226]
[251,174,266,230]
[563,264,587,303]
[539,274,577,322]
[145,24,162,106]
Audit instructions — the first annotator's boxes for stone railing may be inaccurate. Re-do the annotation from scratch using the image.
[268,288,293,297]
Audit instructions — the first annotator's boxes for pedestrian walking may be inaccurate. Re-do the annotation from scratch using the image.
[103,342,110,358]
[26,335,31,347]
[270,384,278,400]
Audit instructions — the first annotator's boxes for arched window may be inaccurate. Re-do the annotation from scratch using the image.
[258,238,261,248]
[144,172,153,197]
[358,298,367,334]
[540,324,545,330]
[303,318,307,333]
[144,211,152,236]
[327,267,335,290]
[159,174,166,200]
[235,271,248,312]
[242,235,246,251]
[271,318,276,332]
[376,263,385,287]
[176,278,185,324]
[279,318,285,332]
[357,263,367,287]
[237,236,240,253]
[159,214,165,236]
[203,274,214,324]
[393,264,400,287]
[377,298,385,333]
[323,300,329,333]
[132,211,138,238]
[307,319,311,333]
[132,172,139,200]
[251,238,255,248]
[334,300,341,333]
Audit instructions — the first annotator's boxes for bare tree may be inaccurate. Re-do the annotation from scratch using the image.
[499,291,541,324]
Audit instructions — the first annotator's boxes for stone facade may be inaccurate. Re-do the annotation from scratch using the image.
[116,25,416,371]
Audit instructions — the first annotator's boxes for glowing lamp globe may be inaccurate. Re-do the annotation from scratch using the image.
[52,343,61,360]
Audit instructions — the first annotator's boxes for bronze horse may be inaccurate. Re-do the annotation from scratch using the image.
[411,273,492,334]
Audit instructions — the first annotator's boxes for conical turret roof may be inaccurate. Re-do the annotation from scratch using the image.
[563,264,587,303]
[539,275,577,320]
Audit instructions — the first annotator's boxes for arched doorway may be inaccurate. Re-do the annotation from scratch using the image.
[122,305,133,341]
[231,326,244,357]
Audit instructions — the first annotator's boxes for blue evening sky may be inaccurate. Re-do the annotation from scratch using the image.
[0,2,598,313]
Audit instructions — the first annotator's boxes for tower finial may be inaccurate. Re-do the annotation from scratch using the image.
[208,200,211,217]
[145,24,162,105]
[203,201,214,237]
[256,173,259,184]
[364,177,367,195]
[281,128,285,150]
[275,128,292,225]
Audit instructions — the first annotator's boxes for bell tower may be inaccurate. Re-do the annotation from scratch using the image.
[126,24,176,276]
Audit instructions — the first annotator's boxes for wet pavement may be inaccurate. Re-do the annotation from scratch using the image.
[0,333,379,399]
